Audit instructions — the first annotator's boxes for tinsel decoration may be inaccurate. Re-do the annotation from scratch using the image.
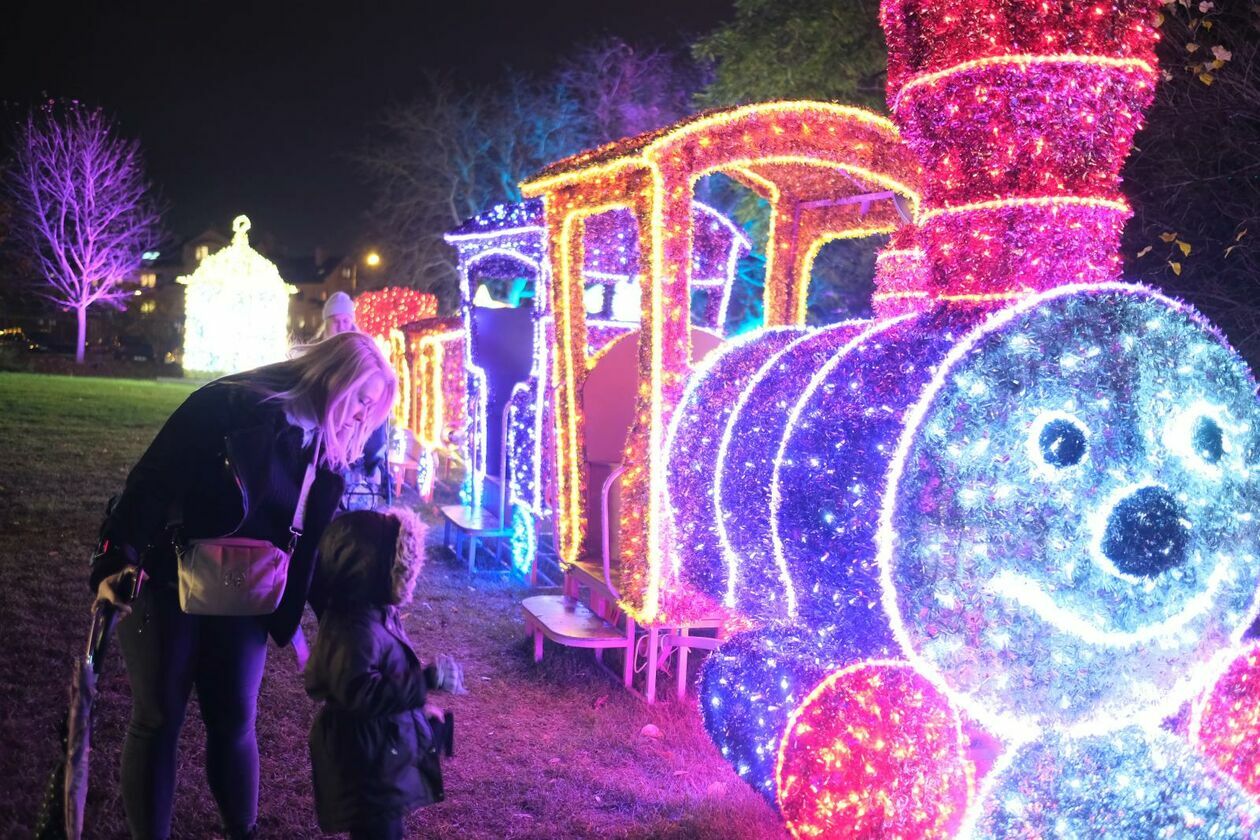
[698,626,854,807]
[354,286,438,340]
[881,285,1260,736]
[1193,643,1260,800]
[666,326,805,607]
[775,661,972,839]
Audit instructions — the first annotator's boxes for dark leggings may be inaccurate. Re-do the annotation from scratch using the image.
[349,816,403,840]
[117,584,268,840]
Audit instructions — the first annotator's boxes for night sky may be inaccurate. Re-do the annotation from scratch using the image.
[1,0,734,255]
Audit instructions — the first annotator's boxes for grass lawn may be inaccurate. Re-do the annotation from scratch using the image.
[0,372,784,839]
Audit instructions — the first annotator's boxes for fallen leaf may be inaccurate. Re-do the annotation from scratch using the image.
[640,723,663,739]
[1236,228,1248,241]
[1170,261,1183,276]
[1136,245,1153,258]
[1178,241,1193,256]
[1199,72,1215,85]
[1212,45,1232,61]
[1186,42,1201,53]
[1160,232,1179,243]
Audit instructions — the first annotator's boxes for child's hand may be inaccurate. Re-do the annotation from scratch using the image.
[423,701,444,720]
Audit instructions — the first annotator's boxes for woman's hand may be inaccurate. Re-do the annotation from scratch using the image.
[422,700,444,721]
[95,566,142,617]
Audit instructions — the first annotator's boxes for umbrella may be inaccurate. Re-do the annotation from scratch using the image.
[34,574,132,839]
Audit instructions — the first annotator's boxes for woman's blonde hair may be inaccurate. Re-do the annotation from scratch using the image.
[254,332,397,469]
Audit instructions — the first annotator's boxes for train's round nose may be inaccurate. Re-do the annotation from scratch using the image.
[1101,486,1190,578]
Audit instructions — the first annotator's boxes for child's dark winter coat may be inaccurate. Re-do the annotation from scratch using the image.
[304,509,440,833]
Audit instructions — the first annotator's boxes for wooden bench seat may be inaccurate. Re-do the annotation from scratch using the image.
[440,503,511,572]
[521,595,636,686]
[567,556,620,604]
[440,503,508,535]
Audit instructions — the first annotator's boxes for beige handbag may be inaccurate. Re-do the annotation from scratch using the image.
[177,436,320,616]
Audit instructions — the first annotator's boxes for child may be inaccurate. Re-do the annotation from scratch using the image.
[305,508,443,840]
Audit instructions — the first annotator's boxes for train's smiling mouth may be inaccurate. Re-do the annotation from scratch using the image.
[986,556,1230,648]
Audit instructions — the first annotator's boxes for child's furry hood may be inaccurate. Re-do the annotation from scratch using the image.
[312,507,427,609]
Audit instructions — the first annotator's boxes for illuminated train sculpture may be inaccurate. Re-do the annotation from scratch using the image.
[443,197,750,577]
[658,0,1260,837]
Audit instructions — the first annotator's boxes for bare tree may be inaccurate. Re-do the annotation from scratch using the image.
[556,36,701,144]
[360,74,584,307]
[7,102,161,362]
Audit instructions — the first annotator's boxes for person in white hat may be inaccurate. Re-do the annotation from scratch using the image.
[318,291,355,339]
[313,290,394,508]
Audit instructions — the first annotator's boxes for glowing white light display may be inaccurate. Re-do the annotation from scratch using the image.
[179,216,294,375]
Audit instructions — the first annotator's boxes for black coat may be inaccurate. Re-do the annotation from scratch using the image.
[305,605,442,831]
[92,368,345,644]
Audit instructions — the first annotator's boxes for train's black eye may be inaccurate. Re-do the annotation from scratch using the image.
[1192,416,1224,465]
[1037,417,1087,468]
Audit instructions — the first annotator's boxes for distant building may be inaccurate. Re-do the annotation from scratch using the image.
[275,250,358,342]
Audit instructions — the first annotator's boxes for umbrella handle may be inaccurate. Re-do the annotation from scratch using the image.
[85,606,116,673]
[86,569,138,673]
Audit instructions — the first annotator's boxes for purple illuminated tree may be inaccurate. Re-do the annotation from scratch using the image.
[556,36,702,143]
[8,102,161,362]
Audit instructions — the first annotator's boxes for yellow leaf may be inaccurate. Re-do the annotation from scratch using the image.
[1209,59,1225,70]
[1187,42,1201,52]
[1200,72,1215,85]
[1203,19,1213,28]
[1170,261,1183,276]
[1178,241,1192,256]
[1137,245,1154,258]
[1160,232,1179,243]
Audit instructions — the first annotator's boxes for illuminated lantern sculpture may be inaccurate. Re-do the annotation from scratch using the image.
[178,215,294,375]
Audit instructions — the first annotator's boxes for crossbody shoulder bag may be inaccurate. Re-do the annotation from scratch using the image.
[176,434,321,616]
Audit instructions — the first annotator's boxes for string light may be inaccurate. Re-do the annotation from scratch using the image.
[879,283,1260,740]
[179,215,293,375]
[665,326,805,615]
[373,328,410,428]
[881,0,1159,303]
[522,101,919,623]
[713,321,869,621]
[774,660,972,840]
[1192,643,1260,799]
[353,287,438,340]
[446,197,745,577]
[404,322,462,450]
[964,727,1260,836]
[698,626,857,807]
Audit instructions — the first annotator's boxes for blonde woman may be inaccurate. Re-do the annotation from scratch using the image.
[92,331,396,840]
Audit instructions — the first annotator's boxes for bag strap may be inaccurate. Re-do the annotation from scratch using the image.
[288,433,321,552]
